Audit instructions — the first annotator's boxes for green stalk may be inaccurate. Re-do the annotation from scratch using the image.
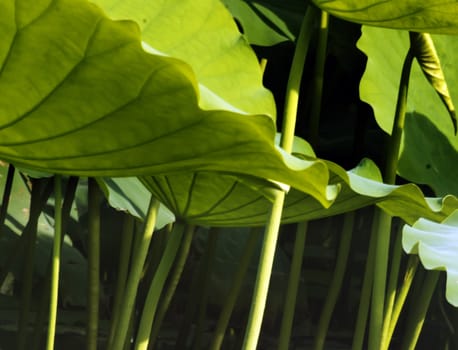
[278,221,309,350]
[242,7,317,349]
[242,192,286,349]
[110,196,160,350]
[368,210,392,350]
[87,178,101,350]
[352,212,377,350]
[209,228,261,350]
[0,164,15,236]
[107,214,135,349]
[190,228,219,350]
[307,10,329,148]
[368,49,414,350]
[17,178,49,350]
[384,49,414,184]
[148,224,197,348]
[279,6,317,152]
[380,225,404,350]
[32,176,79,350]
[45,176,62,350]
[384,256,419,349]
[401,270,440,350]
[313,212,355,350]
[135,223,194,350]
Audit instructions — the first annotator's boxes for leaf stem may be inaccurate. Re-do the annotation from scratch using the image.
[369,48,414,350]
[209,228,261,350]
[307,10,329,148]
[0,164,15,237]
[17,178,50,350]
[384,255,419,349]
[242,191,286,350]
[135,222,194,350]
[107,214,135,349]
[352,212,377,350]
[147,223,197,349]
[278,221,309,350]
[190,228,220,350]
[380,224,404,349]
[313,212,355,350]
[280,5,318,153]
[87,178,101,350]
[242,6,318,349]
[401,270,440,350]
[45,176,62,350]
[384,48,414,184]
[111,196,160,350]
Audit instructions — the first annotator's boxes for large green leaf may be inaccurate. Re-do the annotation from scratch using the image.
[403,210,458,306]
[312,0,458,34]
[0,0,338,207]
[358,26,458,196]
[91,0,275,117]
[142,157,458,227]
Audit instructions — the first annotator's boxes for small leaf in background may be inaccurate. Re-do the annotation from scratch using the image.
[98,177,175,229]
[221,0,306,46]
[403,210,458,306]
[409,32,457,134]
[312,0,458,35]
[358,26,458,196]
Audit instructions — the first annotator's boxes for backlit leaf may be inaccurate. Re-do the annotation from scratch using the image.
[0,0,335,207]
[403,210,458,306]
[312,0,458,34]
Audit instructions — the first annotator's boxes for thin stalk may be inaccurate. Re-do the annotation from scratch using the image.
[0,164,15,236]
[242,191,285,350]
[107,214,135,349]
[32,176,79,350]
[277,221,309,350]
[87,178,101,350]
[189,228,219,350]
[46,176,63,350]
[401,270,440,350]
[17,178,49,350]
[352,212,378,350]
[384,49,414,184]
[368,210,392,350]
[149,224,201,349]
[135,223,194,350]
[313,212,355,350]
[380,224,404,350]
[175,228,219,350]
[368,49,414,350]
[209,228,261,350]
[279,6,317,153]
[242,7,317,349]
[307,10,329,148]
[110,196,160,350]
[384,256,419,349]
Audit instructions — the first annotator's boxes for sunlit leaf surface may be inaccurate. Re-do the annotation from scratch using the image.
[0,0,336,207]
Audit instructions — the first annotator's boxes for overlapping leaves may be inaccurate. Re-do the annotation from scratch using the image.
[0,0,337,207]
